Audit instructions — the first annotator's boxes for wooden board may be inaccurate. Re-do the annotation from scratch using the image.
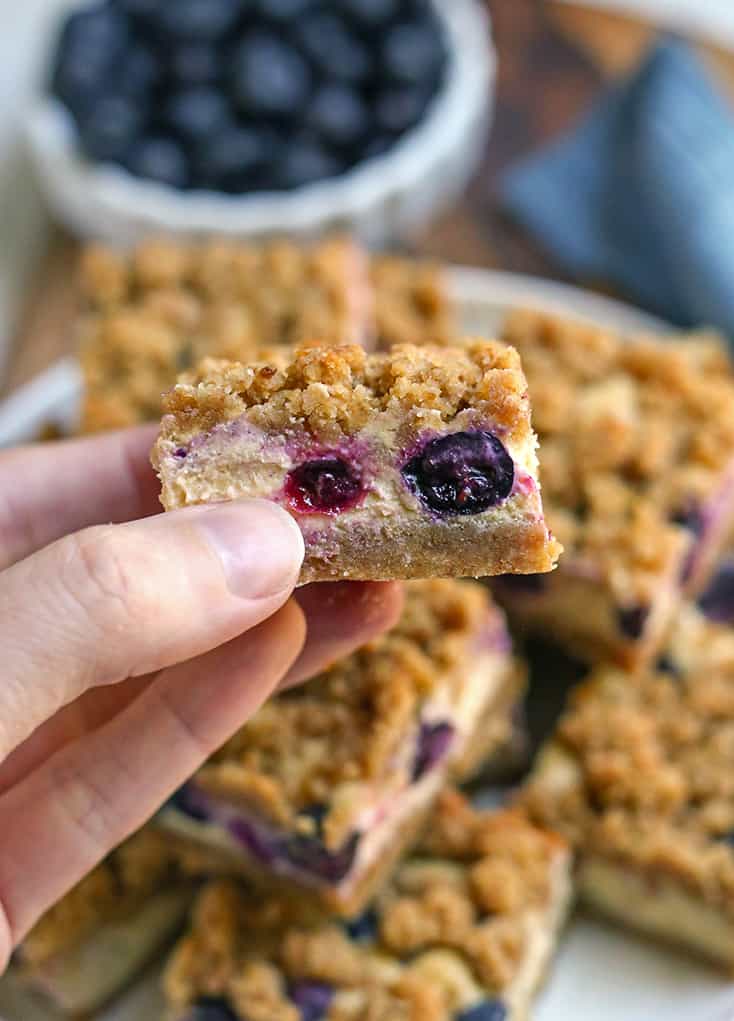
[5,0,734,396]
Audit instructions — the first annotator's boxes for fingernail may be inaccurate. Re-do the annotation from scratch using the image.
[198,500,304,599]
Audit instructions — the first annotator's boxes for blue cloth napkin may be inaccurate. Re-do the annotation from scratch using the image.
[500,38,734,335]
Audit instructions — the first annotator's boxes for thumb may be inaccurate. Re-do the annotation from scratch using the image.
[0,499,303,759]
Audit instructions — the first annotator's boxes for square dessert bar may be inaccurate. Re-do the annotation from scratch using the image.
[494,308,734,668]
[521,600,734,969]
[78,236,373,432]
[157,580,525,917]
[371,255,457,350]
[163,790,572,1021]
[12,827,198,1015]
[153,341,561,583]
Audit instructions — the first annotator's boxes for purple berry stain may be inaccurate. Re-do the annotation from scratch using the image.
[412,721,455,781]
[289,981,334,1021]
[285,457,364,515]
[455,1001,508,1021]
[402,431,514,516]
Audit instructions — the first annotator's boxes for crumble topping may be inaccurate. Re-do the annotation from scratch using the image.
[371,256,457,350]
[158,340,532,450]
[78,237,372,432]
[163,790,568,1021]
[502,309,734,599]
[20,826,203,964]
[192,580,507,849]
[521,604,734,915]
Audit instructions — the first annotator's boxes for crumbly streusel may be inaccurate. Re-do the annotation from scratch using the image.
[163,790,569,1021]
[78,237,373,432]
[191,580,506,850]
[502,308,734,597]
[371,255,457,350]
[521,603,734,916]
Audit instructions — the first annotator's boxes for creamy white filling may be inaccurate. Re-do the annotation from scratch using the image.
[579,858,734,968]
[19,889,190,1013]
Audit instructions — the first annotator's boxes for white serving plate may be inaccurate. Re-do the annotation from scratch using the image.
[1,267,733,1021]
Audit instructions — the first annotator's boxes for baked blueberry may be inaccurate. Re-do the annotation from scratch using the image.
[285,457,364,513]
[374,85,431,135]
[78,95,143,162]
[230,34,312,118]
[285,830,359,882]
[402,431,515,516]
[296,13,371,84]
[297,803,328,837]
[155,0,245,42]
[617,604,649,640]
[126,136,190,189]
[455,1001,508,1021]
[165,88,231,145]
[169,785,210,823]
[412,721,454,780]
[344,908,378,942]
[306,85,369,150]
[195,125,273,192]
[169,44,221,87]
[277,138,342,189]
[185,999,238,1021]
[288,981,333,1021]
[382,20,446,87]
[699,561,734,624]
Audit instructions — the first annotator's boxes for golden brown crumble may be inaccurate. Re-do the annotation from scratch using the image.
[371,256,457,350]
[521,604,734,914]
[157,339,532,451]
[20,826,200,964]
[501,308,734,598]
[191,580,506,848]
[163,791,569,1020]
[78,237,373,432]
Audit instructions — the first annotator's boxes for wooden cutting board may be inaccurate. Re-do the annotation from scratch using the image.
[5,0,734,396]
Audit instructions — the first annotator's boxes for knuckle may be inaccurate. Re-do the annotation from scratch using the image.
[68,526,149,634]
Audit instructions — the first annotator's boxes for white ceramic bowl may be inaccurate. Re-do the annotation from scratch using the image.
[24,0,495,246]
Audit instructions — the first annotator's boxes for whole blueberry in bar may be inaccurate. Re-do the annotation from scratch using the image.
[521,597,734,970]
[152,341,561,583]
[494,308,734,669]
[162,790,572,1021]
[157,580,526,916]
[12,827,196,1015]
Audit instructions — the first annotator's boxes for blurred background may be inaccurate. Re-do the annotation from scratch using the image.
[1,0,734,395]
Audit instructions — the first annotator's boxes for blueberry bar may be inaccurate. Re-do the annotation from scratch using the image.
[521,595,734,969]
[371,255,457,350]
[493,308,734,668]
[157,580,524,916]
[153,341,561,582]
[78,236,374,432]
[163,790,572,1021]
[11,827,199,1015]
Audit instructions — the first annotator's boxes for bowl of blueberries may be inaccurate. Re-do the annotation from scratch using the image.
[26,0,494,244]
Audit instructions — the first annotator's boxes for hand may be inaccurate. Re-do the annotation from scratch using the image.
[0,425,402,968]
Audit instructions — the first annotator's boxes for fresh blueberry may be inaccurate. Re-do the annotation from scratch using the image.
[155,0,245,42]
[344,908,378,942]
[401,431,515,516]
[374,86,431,135]
[78,95,143,163]
[51,9,130,113]
[306,85,369,150]
[169,44,221,87]
[382,20,446,87]
[183,998,238,1021]
[117,44,160,98]
[195,125,274,192]
[455,1000,508,1021]
[255,0,315,18]
[288,981,333,1021]
[60,6,131,54]
[341,0,400,29]
[285,457,364,512]
[112,0,162,22]
[230,34,312,119]
[362,135,394,162]
[296,14,371,84]
[617,605,649,640]
[412,721,455,781]
[126,136,190,189]
[277,139,342,189]
[699,560,734,625]
[165,88,231,145]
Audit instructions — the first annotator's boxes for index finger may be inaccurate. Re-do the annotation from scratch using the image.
[0,425,161,569]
